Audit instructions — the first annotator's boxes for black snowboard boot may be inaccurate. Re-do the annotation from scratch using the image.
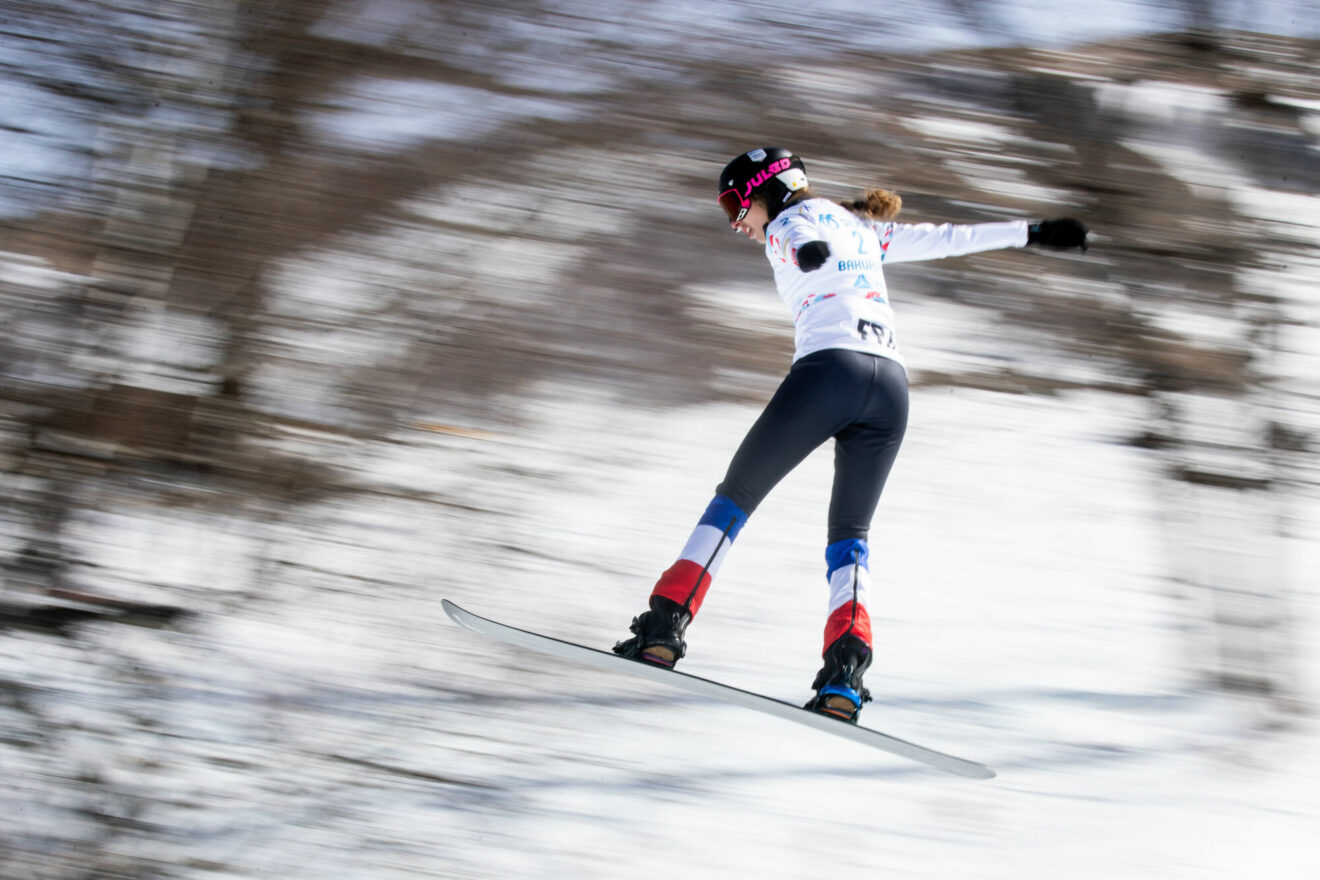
[612,595,692,668]
[804,633,873,722]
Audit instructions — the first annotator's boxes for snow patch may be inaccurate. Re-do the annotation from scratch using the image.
[301,77,583,152]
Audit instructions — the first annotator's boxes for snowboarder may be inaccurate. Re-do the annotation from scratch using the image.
[613,147,1088,721]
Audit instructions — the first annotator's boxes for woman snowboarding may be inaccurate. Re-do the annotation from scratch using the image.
[613,147,1088,721]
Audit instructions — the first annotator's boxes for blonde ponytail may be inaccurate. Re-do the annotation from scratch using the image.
[839,188,902,221]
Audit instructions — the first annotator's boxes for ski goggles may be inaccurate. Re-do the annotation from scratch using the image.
[717,188,750,223]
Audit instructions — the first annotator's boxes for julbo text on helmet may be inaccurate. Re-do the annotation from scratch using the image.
[716,147,809,223]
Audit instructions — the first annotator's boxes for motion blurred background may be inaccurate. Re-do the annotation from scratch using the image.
[2,1,1317,878]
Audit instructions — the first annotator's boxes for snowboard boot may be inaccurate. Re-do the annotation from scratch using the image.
[805,633,873,722]
[612,595,692,668]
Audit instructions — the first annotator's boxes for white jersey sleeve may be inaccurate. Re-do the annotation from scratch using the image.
[868,219,1028,263]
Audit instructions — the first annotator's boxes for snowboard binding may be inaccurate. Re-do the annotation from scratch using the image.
[612,595,692,668]
[805,633,873,722]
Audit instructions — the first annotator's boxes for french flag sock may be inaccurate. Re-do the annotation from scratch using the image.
[650,495,749,616]
[823,538,873,652]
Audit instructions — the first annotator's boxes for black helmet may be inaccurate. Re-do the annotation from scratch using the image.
[717,147,809,223]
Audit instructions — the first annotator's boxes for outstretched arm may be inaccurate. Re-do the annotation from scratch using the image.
[874,218,1087,263]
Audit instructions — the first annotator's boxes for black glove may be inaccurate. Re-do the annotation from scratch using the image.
[1028,218,1088,251]
[796,240,831,272]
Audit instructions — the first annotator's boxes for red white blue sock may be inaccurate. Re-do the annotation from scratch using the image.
[650,495,749,616]
[823,538,872,652]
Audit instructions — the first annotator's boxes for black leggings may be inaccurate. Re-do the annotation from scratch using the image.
[715,349,909,545]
